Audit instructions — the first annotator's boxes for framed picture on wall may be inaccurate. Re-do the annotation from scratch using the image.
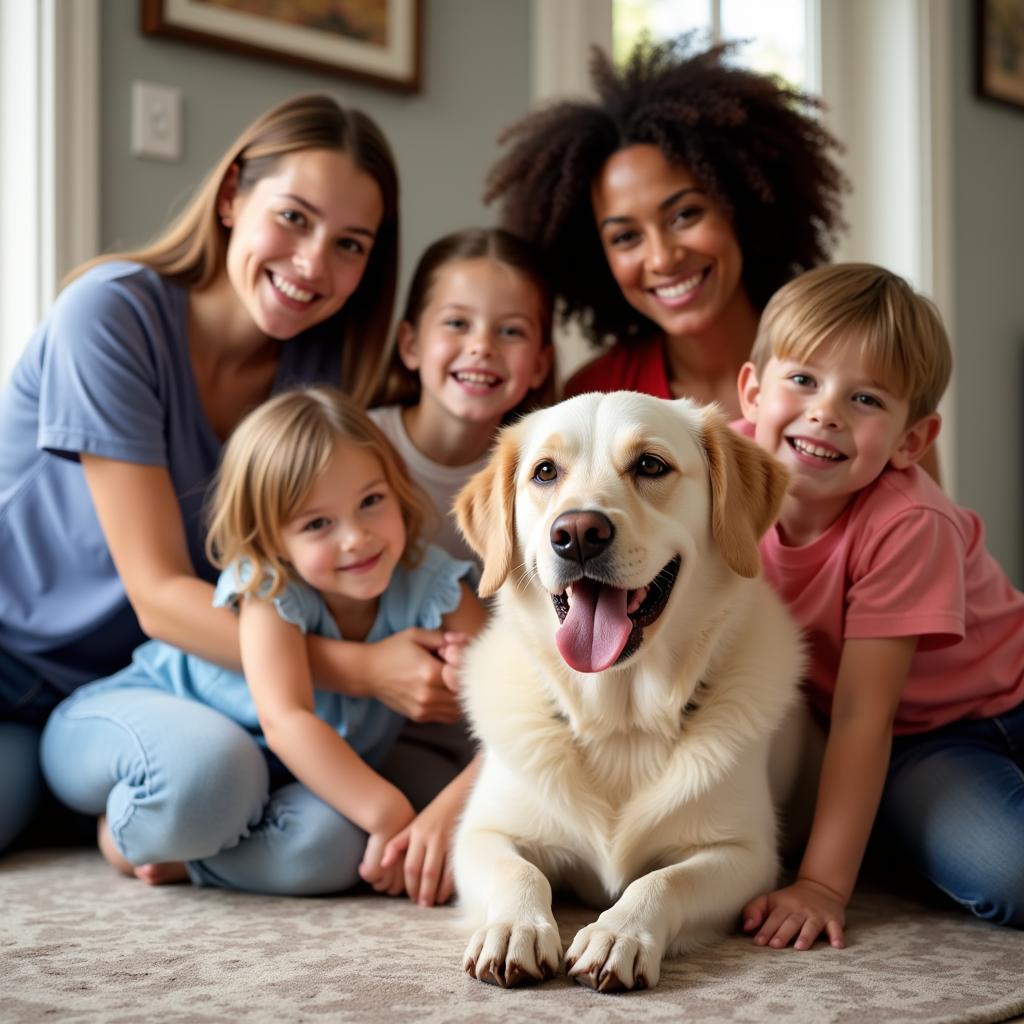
[141,0,422,93]
[976,0,1024,111]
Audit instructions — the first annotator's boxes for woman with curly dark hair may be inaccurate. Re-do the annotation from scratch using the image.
[486,34,848,414]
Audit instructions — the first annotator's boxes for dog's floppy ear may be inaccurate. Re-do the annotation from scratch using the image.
[454,421,521,597]
[700,408,789,579]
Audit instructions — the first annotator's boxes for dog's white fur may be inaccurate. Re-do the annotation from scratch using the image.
[452,392,804,992]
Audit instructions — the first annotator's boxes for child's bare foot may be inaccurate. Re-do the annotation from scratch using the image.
[133,862,189,885]
[97,815,188,885]
[97,815,135,878]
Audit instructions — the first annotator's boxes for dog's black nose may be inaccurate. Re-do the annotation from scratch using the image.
[550,510,615,565]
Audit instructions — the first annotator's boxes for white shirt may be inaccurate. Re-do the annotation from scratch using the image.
[367,404,488,571]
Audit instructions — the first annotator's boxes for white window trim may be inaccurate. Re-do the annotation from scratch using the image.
[531,0,613,102]
[921,0,956,492]
[0,0,99,384]
[818,0,955,490]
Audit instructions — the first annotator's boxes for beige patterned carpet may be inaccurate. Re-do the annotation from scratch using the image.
[2,848,1023,1023]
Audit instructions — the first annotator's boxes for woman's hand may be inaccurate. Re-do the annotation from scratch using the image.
[380,756,480,907]
[360,628,461,723]
[378,803,455,907]
[742,878,847,950]
[436,582,487,695]
[379,785,463,906]
[436,632,471,694]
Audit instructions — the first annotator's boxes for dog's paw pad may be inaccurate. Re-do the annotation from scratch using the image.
[463,923,561,988]
[566,926,660,992]
[571,966,624,992]
[597,969,628,993]
[504,962,533,988]
[474,957,541,989]
[477,958,507,987]
[570,964,631,994]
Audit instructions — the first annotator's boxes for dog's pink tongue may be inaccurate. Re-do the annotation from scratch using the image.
[555,579,632,673]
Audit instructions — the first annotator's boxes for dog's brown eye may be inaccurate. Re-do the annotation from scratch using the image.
[532,460,558,483]
[635,454,670,478]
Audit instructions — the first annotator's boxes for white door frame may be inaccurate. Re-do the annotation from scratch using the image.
[0,0,99,383]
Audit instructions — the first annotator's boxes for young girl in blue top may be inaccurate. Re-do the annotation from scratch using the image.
[42,387,485,903]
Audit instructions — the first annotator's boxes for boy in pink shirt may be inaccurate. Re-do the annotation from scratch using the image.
[736,263,1024,949]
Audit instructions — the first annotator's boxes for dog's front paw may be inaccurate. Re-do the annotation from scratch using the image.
[565,923,662,992]
[463,920,562,988]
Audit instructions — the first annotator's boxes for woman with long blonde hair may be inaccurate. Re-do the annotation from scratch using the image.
[0,96,459,857]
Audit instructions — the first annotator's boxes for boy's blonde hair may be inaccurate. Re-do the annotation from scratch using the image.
[750,263,952,425]
[206,387,433,598]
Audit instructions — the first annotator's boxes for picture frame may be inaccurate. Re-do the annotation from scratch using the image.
[975,0,1024,112]
[141,0,422,94]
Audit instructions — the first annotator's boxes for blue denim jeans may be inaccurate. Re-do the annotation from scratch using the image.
[39,676,464,894]
[875,700,1024,927]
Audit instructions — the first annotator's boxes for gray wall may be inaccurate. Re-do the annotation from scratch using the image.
[100,0,531,296]
[951,0,1024,586]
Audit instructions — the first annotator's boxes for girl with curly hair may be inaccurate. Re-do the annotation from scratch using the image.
[486,34,848,414]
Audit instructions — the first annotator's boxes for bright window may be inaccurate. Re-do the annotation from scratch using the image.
[613,0,812,90]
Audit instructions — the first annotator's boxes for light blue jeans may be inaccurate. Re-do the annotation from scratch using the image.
[875,699,1024,927]
[38,678,466,894]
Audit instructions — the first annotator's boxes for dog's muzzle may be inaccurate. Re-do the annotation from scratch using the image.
[550,556,682,674]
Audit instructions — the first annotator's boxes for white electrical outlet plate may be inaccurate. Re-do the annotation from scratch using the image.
[131,81,182,161]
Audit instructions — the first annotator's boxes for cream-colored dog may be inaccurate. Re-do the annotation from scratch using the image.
[452,392,803,992]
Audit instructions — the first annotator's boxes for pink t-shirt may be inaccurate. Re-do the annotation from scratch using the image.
[733,422,1024,734]
[563,336,671,399]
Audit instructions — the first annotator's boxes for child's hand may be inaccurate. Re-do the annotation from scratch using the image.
[379,817,453,908]
[358,792,416,896]
[363,628,461,723]
[379,781,463,906]
[437,632,471,694]
[742,878,847,950]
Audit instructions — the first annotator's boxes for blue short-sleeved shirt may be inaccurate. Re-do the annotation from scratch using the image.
[0,261,342,692]
[101,545,474,768]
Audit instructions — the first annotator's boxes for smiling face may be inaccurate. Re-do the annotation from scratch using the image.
[592,145,748,342]
[455,392,786,677]
[398,257,552,437]
[739,342,937,539]
[218,147,384,341]
[278,441,406,627]
[503,396,707,674]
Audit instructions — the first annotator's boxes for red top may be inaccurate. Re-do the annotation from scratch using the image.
[563,337,671,399]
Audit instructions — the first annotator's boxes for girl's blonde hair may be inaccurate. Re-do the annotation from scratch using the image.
[71,95,399,406]
[372,227,556,417]
[750,263,952,425]
[206,386,433,598]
